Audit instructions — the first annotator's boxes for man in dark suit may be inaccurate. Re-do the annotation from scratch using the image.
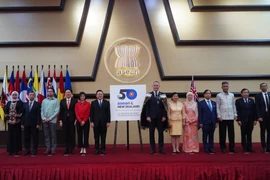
[60,89,77,155]
[145,81,167,154]
[21,91,41,156]
[236,88,257,154]
[199,89,218,154]
[90,90,111,155]
[255,83,270,153]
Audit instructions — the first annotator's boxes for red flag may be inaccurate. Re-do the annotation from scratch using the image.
[57,70,64,100]
[190,76,199,102]
[15,69,20,93]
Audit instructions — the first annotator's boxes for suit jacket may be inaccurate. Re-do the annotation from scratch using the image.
[22,101,41,126]
[90,99,110,126]
[4,100,24,123]
[60,98,77,123]
[198,100,218,125]
[145,91,167,119]
[255,92,270,119]
[236,98,256,122]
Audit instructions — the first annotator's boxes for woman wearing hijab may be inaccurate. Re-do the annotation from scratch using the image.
[168,92,185,153]
[75,92,91,155]
[182,92,199,153]
[4,91,24,156]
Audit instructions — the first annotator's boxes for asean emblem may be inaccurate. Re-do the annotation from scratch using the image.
[104,37,151,83]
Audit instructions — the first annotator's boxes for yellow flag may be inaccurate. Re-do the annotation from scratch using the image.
[33,69,39,101]
[0,106,4,125]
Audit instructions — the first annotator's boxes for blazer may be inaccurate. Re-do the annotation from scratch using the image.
[198,100,218,125]
[145,91,167,120]
[90,99,111,126]
[236,98,256,122]
[4,100,24,123]
[255,92,270,119]
[22,101,41,126]
[60,97,77,123]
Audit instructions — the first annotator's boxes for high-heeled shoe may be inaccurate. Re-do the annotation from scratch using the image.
[83,148,86,154]
[80,148,83,154]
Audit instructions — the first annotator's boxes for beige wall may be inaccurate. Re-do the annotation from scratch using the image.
[0,0,270,145]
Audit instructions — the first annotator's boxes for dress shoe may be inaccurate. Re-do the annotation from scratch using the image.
[43,150,51,155]
[159,150,166,154]
[70,149,75,154]
[51,151,56,155]
[221,149,226,153]
[23,151,30,156]
[209,149,215,154]
[248,148,255,153]
[32,149,37,155]
[95,149,100,155]
[262,148,267,153]
[149,150,156,154]
[101,150,106,154]
[204,150,210,154]
[14,152,19,156]
[229,149,237,153]
[243,149,249,154]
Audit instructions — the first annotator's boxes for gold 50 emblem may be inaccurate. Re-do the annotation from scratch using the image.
[105,37,151,83]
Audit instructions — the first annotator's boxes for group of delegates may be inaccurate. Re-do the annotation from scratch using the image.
[143,81,270,154]
[4,88,111,156]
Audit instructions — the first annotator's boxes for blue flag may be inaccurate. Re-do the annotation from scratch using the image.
[65,69,72,91]
[27,70,33,93]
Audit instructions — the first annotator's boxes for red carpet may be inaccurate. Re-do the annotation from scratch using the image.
[1,143,270,180]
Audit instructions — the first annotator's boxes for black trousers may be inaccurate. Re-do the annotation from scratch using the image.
[76,121,90,148]
[24,125,39,151]
[63,117,75,151]
[94,123,107,150]
[240,120,254,150]
[259,115,270,149]
[149,118,164,151]
[202,124,215,151]
[7,123,22,153]
[219,120,235,150]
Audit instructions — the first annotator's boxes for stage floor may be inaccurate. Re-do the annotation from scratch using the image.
[1,143,270,180]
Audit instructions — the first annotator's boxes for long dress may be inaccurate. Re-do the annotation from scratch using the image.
[168,101,184,136]
[182,102,199,153]
[5,101,23,153]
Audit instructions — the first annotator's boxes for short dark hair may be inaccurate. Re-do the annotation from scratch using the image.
[28,91,36,95]
[79,92,86,100]
[222,82,229,85]
[260,83,267,87]
[65,88,72,93]
[203,89,211,95]
[96,89,103,94]
[47,87,55,93]
[171,92,178,99]
[241,88,249,93]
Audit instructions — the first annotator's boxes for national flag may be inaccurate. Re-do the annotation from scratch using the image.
[8,70,15,101]
[190,76,199,102]
[0,105,4,125]
[33,69,39,101]
[65,69,72,91]
[1,69,8,108]
[38,69,46,103]
[57,70,64,100]
[52,69,57,98]
[15,69,20,93]
[27,70,33,95]
[19,70,28,102]
[47,69,51,89]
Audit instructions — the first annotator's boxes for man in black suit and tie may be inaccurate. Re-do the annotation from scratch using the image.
[90,90,111,155]
[21,91,41,156]
[236,88,257,153]
[255,83,270,153]
[145,81,167,154]
[60,89,77,155]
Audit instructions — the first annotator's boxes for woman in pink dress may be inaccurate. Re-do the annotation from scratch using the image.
[182,92,199,153]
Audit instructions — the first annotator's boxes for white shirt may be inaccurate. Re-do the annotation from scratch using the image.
[205,99,212,109]
[153,91,159,97]
[262,92,269,112]
[216,92,237,120]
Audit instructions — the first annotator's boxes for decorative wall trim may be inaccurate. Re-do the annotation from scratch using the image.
[139,0,270,80]
[0,0,89,47]
[0,0,66,12]
[164,0,270,46]
[187,0,270,12]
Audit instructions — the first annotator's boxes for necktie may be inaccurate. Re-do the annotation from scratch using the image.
[207,100,212,111]
[67,99,70,109]
[99,100,102,107]
[29,102,33,111]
